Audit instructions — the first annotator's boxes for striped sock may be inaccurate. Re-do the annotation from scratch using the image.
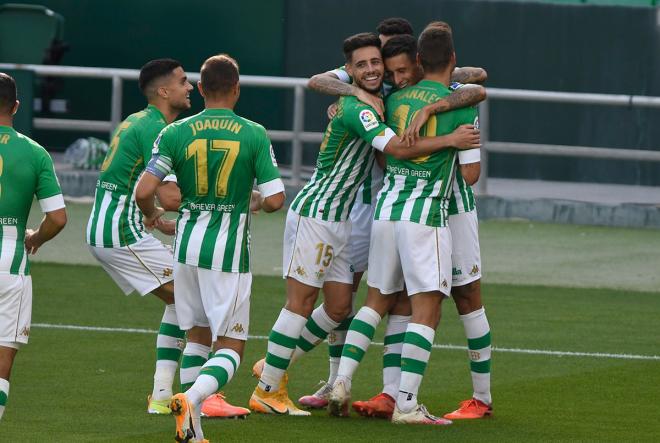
[327,292,356,384]
[187,349,240,407]
[335,307,381,391]
[290,305,340,365]
[0,378,8,420]
[397,323,435,413]
[152,304,185,400]
[382,315,410,398]
[328,314,353,384]
[180,342,211,392]
[461,307,492,405]
[259,308,307,391]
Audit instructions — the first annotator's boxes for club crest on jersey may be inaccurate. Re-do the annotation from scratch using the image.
[359,109,379,131]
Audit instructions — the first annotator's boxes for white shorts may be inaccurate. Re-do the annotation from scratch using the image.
[367,220,453,297]
[348,199,375,273]
[283,209,353,288]
[174,263,251,341]
[448,211,482,287]
[88,235,174,296]
[0,274,32,345]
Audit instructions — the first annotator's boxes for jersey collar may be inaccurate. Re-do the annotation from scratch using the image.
[146,104,167,121]
[416,79,451,92]
[202,108,235,116]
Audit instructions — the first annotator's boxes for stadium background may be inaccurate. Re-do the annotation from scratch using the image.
[1,0,659,441]
[6,0,660,185]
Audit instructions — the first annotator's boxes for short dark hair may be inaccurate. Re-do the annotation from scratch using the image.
[376,17,414,37]
[200,54,240,98]
[418,22,454,73]
[343,32,381,63]
[382,34,417,63]
[138,58,182,97]
[0,73,17,114]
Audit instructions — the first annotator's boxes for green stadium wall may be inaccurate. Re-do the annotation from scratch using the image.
[5,0,660,186]
[283,0,660,186]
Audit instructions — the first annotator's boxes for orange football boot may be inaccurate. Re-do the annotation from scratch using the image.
[352,392,395,419]
[443,398,492,420]
[201,393,250,419]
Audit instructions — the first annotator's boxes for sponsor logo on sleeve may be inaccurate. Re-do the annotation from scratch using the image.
[359,109,379,131]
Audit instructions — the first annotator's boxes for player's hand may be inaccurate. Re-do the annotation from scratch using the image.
[154,218,176,236]
[327,102,338,120]
[143,207,165,230]
[354,88,384,120]
[449,124,481,149]
[250,190,263,213]
[401,106,431,146]
[24,229,42,255]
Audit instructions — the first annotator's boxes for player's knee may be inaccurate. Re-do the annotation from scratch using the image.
[452,280,482,314]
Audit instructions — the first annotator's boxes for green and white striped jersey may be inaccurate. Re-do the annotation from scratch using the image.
[147,108,283,273]
[86,105,167,248]
[374,80,477,227]
[290,96,394,221]
[0,126,65,275]
[448,169,476,215]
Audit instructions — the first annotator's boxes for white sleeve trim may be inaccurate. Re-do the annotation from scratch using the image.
[39,194,66,212]
[459,148,481,164]
[258,178,285,198]
[330,68,351,84]
[371,127,396,152]
[163,174,177,183]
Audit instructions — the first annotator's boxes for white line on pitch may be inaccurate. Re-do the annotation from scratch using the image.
[32,323,660,361]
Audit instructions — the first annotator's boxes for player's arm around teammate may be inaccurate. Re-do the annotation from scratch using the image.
[0,73,67,421]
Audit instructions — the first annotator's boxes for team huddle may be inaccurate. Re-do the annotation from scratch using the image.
[0,16,492,443]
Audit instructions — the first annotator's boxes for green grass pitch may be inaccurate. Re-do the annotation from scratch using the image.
[2,263,659,442]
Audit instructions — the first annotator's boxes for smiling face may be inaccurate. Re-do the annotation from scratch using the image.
[346,45,384,94]
[161,67,193,111]
[384,52,423,90]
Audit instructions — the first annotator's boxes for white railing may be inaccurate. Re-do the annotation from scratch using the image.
[2,63,660,192]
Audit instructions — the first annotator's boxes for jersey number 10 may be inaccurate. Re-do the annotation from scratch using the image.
[186,139,240,197]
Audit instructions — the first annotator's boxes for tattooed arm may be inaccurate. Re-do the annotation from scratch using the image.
[401,84,486,145]
[308,71,384,119]
[451,66,488,84]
